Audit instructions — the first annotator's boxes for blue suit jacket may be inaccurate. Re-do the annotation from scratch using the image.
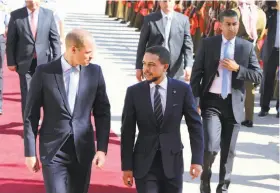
[121,78,204,179]
[23,58,111,165]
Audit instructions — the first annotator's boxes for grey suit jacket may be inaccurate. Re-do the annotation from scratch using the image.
[190,35,262,123]
[6,7,61,75]
[135,11,193,79]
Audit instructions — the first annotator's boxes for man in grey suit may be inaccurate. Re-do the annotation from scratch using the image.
[24,29,111,193]
[6,0,61,118]
[190,10,262,193]
[135,0,193,82]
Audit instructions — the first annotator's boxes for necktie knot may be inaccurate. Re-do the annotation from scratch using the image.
[71,66,79,73]
[155,85,160,90]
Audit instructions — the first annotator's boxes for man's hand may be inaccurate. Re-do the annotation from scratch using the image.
[184,67,192,82]
[197,106,201,115]
[93,151,106,169]
[220,59,239,72]
[136,69,144,82]
[123,170,133,187]
[25,156,40,173]
[190,164,202,179]
[8,66,17,72]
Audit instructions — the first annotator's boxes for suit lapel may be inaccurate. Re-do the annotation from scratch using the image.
[155,12,165,38]
[53,59,72,115]
[35,8,44,42]
[23,8,35,42]
[162,78,173,127]
[233,37,242,81]
[143,82,157,127]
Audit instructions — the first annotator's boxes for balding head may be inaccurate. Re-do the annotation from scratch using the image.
[65,29,94,49]
[64,29,95,67]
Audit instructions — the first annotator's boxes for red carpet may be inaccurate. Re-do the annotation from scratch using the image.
[0,64,136,193]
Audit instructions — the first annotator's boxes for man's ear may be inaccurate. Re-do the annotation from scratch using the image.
[164,64,169,71]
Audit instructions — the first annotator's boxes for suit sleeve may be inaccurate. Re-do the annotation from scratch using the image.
[92,66,111,153]
[6,14,17,66]
[136,16,150,69]
[190,39,205,106]
[49,12,61,60]
[183,16,194,68]
[183,84,204,165]
[121,87,136,171]
[236,43,263,84]
[24,66,43,157]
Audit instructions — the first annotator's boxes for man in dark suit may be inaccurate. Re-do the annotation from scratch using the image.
[24,29,111,193]
[135,0,193,82]
[6,0,61,118]
[259,0,279,118]
[121,45,204,193]
[190,10,262,193]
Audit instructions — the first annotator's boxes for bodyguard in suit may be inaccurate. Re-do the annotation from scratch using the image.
[121,46,204,193]
[259,0,279,118]
[6,0,61,118]
[24,29,111,193]
[190,10,262,193]
[135,0,193,82]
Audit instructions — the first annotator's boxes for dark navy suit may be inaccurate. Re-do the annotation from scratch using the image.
[24,58,111,193]
[121,77,204,193]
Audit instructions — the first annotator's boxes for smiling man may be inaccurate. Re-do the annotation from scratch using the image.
[121,45,204,193]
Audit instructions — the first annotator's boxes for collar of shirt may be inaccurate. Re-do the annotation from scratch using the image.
[222,35,236,46]
[150,76,168,90]
[161,9,173,20]
[61,56,80,72]
[26,7,39,16]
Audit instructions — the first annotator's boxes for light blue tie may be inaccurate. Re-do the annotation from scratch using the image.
[221,41,230,99]
[66,67,78,114]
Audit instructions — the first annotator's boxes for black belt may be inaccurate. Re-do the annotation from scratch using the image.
[205,92,232,99]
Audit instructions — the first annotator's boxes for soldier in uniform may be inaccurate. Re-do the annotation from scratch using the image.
[0,0,10,115]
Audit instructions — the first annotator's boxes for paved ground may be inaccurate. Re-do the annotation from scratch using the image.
[64,4,279,192]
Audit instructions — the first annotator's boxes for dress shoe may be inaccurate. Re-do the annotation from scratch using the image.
[200,181,211,193]
[0,111,2,115]
[258,111,268,117]
[241,120,253,127]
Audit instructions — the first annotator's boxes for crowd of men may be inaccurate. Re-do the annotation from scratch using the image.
[0,1,278,193]
[105,0,280,127]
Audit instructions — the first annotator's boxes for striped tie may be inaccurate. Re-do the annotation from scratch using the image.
[154,85,163,128]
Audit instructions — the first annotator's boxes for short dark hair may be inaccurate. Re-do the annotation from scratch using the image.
[145,46,171,65]
[219,10,238,22]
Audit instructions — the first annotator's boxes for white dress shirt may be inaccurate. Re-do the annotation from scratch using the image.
[275,10,279,48]
[150,76,168,114]
[209,35,235,94]
[26,7,39,31]
[61,56,80,97]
